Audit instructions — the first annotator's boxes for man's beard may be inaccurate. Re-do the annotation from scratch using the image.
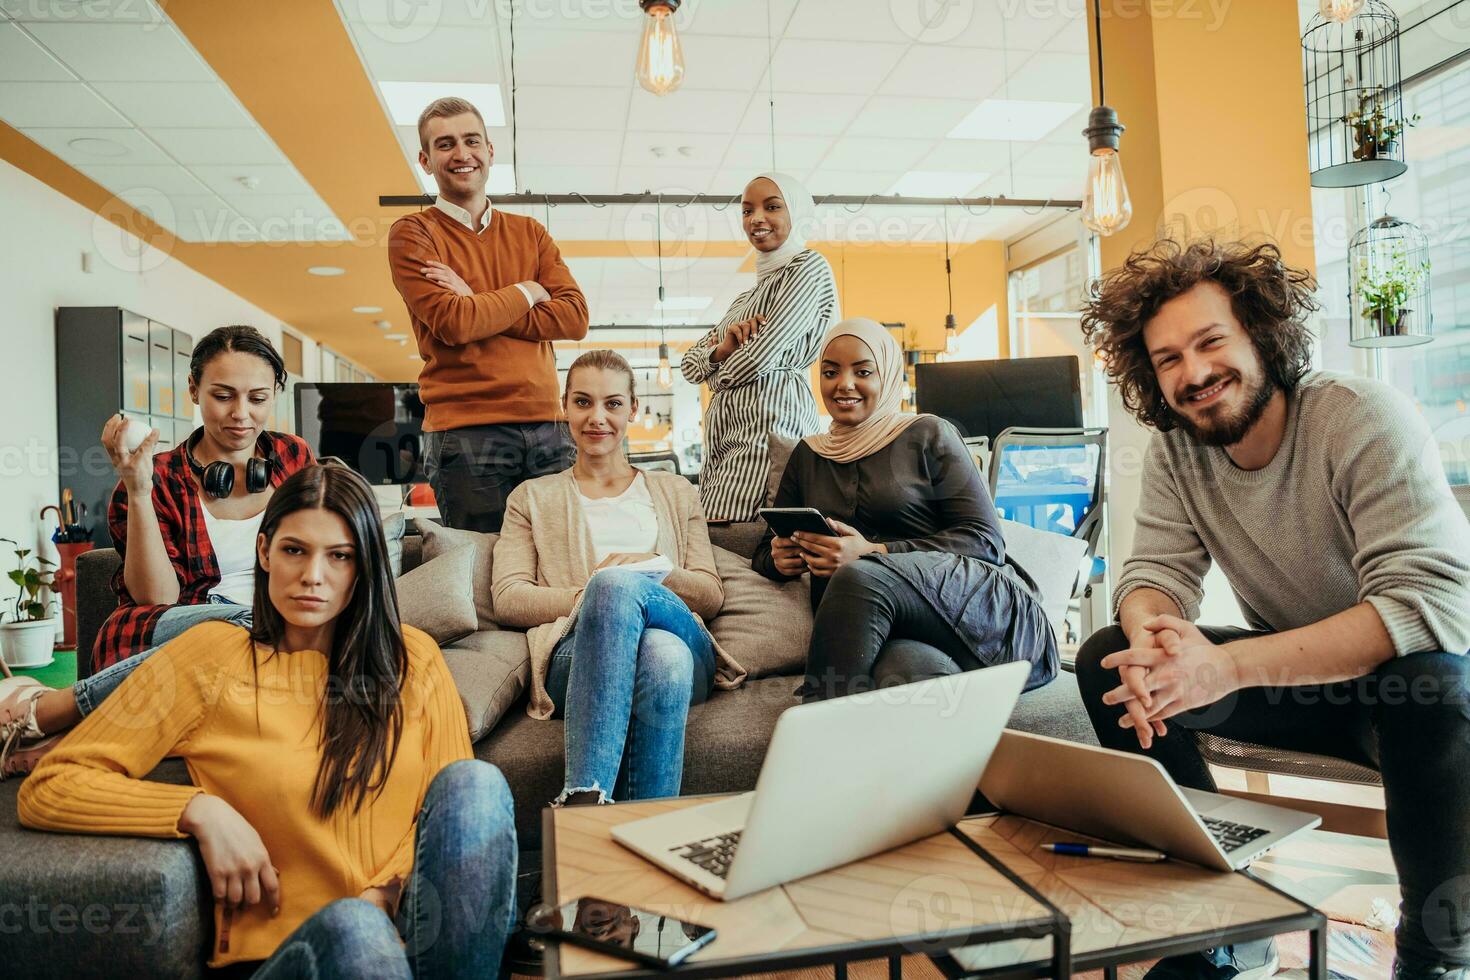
[1170,369,1277,447]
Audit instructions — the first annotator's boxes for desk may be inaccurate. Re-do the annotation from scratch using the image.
[541,796,1069,979]
[935,815,1327,979]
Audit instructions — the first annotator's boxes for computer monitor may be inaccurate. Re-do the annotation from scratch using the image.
[293,382,427,485]
[914,356,1083,445]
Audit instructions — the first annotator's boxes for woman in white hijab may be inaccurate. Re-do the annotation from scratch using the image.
[680,172,839,522]
[753,317,1058,701]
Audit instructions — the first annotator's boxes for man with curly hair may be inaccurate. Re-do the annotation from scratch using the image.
[1076,239,1470,980]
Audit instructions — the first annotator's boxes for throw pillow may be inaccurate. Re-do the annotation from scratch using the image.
[382,511,407,577]
[393,544,478,646]
[416,519,499,630]
[707,545,812,678]
[438,631,531,741]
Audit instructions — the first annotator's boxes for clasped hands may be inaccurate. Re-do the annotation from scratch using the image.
[769,520,884,578]
[1102,615,1243,749]
[712,315,765,362]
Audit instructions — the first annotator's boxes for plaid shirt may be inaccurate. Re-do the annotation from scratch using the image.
[93,431,314,671]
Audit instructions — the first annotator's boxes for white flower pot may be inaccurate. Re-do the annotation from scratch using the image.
[1,617,58,669]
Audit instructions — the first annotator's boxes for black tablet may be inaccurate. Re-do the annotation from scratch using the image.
[758,507,836,539]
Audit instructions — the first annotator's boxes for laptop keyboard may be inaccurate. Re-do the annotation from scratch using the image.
[1203,816,1270,852]
[670,830,742,879]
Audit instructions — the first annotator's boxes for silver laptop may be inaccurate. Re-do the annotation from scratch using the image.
[980,730,1321,871]
[611,661,1031,901]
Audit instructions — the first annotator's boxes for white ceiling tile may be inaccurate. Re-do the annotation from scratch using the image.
[190,163,315,198]
[614,165,719,195]
[1045,16,1089,55]
[341,0,500,29]
[920,138,1018,172]
[161,198,246,243]
[225,195,348,240]
[75,162,211,196]
[783,0,913,42]
[878,45,1007,100]
[147,127,283,165]
[619,129,730,170]
[627,87,748,134]
[680,0,799,38]
[1,0,166,23]
[350,23,503,85]
[25,22,212,81]
[720,134,831,172]
[515,164,620,194]
[513,85,629,132]
[737,91,867,136]
[976,171,1080,201]
[90,81,254,128]
[21,124,168,161]
[944,4,1076,52]
[0,20,73,79]
[0,81,128,126]
[507,27,632,87]
[760,39,908,96]
[1005,51,1091,103]
[845,96,977,139]
[515,128,624,167]
[676,34,775,91]
[1014,141,1082,177]
[818,136,933,172]
[804,168,905,195]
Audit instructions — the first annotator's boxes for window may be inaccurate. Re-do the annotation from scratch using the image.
[1313,54,1470,484]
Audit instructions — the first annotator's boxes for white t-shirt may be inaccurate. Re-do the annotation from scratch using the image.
[200,504,265,607]
[577,471,660,564]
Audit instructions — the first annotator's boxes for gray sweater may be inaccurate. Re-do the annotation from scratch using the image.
[1115,372,1470,655]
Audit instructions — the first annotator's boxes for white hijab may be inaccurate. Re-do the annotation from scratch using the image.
[748,171,815,281]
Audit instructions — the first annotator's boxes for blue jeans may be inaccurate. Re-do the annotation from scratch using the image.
[75,598,252,716]
[249,760,518,980]
[545,570,716,803]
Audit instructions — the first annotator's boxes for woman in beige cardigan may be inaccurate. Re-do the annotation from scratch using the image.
[492,350,745,805]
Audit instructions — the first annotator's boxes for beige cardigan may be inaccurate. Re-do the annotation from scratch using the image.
[492,468,747,719]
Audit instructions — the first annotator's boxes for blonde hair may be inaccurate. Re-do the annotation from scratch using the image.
[416,97,486,152]
[564,349,636,402]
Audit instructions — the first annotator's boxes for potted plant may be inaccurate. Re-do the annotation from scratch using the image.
[0,537,58,669]
[1357,248,1430,337]
[1343,87,1420,160]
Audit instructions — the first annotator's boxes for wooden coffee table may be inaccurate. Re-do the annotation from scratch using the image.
[933,814,1328,979]
[541,796,1071,979]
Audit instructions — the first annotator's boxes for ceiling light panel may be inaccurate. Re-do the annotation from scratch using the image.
[377,80,506,126]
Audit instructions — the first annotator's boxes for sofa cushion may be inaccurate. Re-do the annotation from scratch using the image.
[0,759,207,979]
[707,546,811,679]
[707,521,767,561]
[999,518,1089,635]
[415,520,499,630]
[394,545,477,646]
[442,630,532,742]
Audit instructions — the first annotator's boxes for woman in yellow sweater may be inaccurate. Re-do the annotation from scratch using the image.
[18,462,517,978]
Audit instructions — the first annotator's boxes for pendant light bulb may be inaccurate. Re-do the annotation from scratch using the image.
[644,411,655,432]
[656,341,674,389]
[1081,106,1133,237]
[944,313,959,355]
[636,0,685,97]
[1319,0,1364,23]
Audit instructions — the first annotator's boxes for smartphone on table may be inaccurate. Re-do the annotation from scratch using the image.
[525,897,717,968]
[758,507,836,539]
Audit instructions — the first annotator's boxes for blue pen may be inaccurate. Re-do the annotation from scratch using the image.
[1042,842,1167,862]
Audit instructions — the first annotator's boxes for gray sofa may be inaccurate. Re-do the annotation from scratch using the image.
[2,520,1096,978]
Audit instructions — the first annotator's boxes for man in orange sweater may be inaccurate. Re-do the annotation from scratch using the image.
[389,97,589,531]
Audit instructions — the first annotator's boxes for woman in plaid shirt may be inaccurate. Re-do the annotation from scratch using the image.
[1,326,312,776]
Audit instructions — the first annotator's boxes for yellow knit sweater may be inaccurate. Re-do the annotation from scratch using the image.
[18,621,472,966]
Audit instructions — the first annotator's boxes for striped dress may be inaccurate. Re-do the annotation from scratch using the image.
[681,249,838,522]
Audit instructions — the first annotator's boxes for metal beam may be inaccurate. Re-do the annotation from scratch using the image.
[379,192,1080,210]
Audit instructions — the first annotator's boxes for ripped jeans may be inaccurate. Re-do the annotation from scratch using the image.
[545,570,716,804]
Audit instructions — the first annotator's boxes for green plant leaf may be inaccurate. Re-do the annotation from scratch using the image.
[6,569,22,587]
[24,600,45,620]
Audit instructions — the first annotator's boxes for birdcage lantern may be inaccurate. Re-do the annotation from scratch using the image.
[1349,214,1432,348]
[1303,1,1411,188]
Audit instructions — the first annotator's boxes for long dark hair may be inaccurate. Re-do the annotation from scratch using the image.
[250,462,407,818]
[1080,239,1318,431]
[191,325,288,391]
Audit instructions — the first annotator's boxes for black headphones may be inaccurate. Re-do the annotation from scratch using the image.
[185,428,270,499]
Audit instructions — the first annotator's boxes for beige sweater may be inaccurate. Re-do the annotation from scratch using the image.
[492,468,747,719]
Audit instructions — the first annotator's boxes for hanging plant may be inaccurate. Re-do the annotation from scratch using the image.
[1356,246,1430,335]
[1341,86,1420,160]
